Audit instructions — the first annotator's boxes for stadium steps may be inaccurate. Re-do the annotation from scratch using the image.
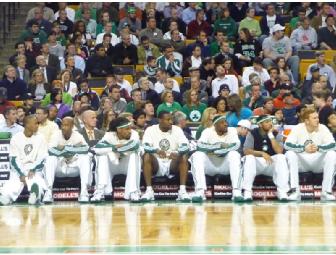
[0,3,35,73]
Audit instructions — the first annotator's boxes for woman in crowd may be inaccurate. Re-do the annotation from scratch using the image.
[276,57,295,85]
[195,107,217,140]
[182,89,207,122]
[101,109,116,132]
[226,93,252,127]
[28,69,51,100]
[156,91,182,115]
[60,69,78,98]
[212,96,228,116]
[49,88,71,119]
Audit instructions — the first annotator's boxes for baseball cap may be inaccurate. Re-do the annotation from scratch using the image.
[279,83,292,90]
[23,93,34,100]
[310,65,320,73]
[218,84,230,93]
[271,24,285,33]
[237,119,251,130]
[0,87,7,98]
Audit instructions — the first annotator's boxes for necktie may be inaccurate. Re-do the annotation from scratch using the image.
[88,130,94,140]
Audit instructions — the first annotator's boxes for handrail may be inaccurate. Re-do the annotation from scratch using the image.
[0,3,20,48]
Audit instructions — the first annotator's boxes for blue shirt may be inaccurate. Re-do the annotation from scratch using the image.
[0,122,24,136]
[226,107,253,127]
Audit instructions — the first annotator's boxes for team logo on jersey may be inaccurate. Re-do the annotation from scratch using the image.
[190,110,201,122]
[159,139,170,151]
[24,144,33,155]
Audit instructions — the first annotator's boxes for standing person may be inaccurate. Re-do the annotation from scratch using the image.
[141,111,190,201]
[0,115,48,205]
[242,115,290,201]
[189,115,243,202]
[92,117,142,202]
[43,117,91,203]
[284,108,336,201]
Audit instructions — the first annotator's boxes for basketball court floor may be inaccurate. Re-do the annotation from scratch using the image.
[0,201,335,254]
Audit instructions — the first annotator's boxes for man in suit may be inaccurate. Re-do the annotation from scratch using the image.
[79,110,105,148]
[41,43,60,73]
[34,55,57,84]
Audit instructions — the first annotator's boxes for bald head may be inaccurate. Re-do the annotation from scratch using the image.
[82,110,97,129]
[61,117,74,138]
[24,115,39,135]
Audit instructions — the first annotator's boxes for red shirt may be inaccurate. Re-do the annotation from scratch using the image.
[0,100,15,114]
[187,20,211,39]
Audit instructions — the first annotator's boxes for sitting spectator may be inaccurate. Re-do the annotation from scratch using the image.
[143,101,158,127]
[0,65,27,100]
[16,106,26,126]
[119,3,142,21]
[290,17,317,53]
[234,28,262,71]
[156,91,182,115]
[117,26,139,46]
[187,30,211,58]
[95,33,115,60]
[199,57,216,83]
[228,3,248,22]
[223,57,240,79]
[15,55,30,85]
[26,6,52,35]
[41,42,60,72]
[226,93,252,127]
[264,67,281,95]
[133,109,147,139]
[243,83,265,110]
[289,7,307,30]
[22,94,36,115]
[253,97,274,116]
[74,80,99,110]
[82,9,97,38]
[159,78,182,104]
[217,84,231,99]
[210,31,226,56]
[85,45,113,77]
[195,106,217,139]
[187,9,211,39]
[41,79,72,107]
[318,14,336,50]
[9,42,35,70]
[95,22,119,46]
[212,96,228,116]
[48,104,62,127]
[211,64,239,97]
[214,41,237,67]
[0,107,24,136]
[273,84,301,109]
[282,92,300,125]
[139,17,163,47]
[242,57,269,87]
[262,24,300,84]
[213,7,237,40]
[28,69,51,100]
[275,56,296,85]
[162,5,186,34]
[163,20,185,41]
[110,85,127,115]
[312,3,332,31]
[114,69,133,95]
[138,77,160,107]
[181,3,198,25]
[182,75,208,105]
[72,20,93,48]
[63,55,83,85]
[101,109,116,132]
[182,45,203,76]
[97,2,119,24]
[306,51,336,89]
[75,3,96,22]
[19,21,48,46]
[26,3,55,23]
[144,56,158,78]
[34,55,57,84]
[59,69,77,98]
[126,89,144,114]
[56,9,73,39]
[97,11,117,35]
[137,36,161,65]
[60,43,86,72]
[48,88,70,118]
[172,111,193,141]
[313,90,334,126]
[54,3,75,22]
[113,33,138,65]
[327,112,336,140]
[238,7,262,38]
[302,66,324,99]
[260,3,284,42]
[182,89,207,122]
[157,45,182,77]
[47,32,65,59]
[118,7,142,36]
[0,88,15,114]
[51,21,67,46]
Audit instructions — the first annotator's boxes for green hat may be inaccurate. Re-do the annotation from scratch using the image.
[128,7,136,14]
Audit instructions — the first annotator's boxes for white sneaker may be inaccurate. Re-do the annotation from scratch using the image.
[232,189,244,202]
[140,189,155,202]
[43,189,53,204]
[277,191,289,201]
[191,189,206,203]
[78,193,90,203]
[28,183,40,205]
[287,189,301,201]
[321,192,336,201]
[243,190,253,201]
[0,195,11,205]
[90,189,105,203]
[129,191,141,202]
[177,189,191,202]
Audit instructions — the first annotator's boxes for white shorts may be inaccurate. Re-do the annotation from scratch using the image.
[155,157,173,177]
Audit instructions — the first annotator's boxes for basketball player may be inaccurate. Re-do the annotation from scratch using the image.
[189,115,243,202]
[242,115,290,201]
[141,111,190,202]
[43,117,91,203]
[285,108,336,201]
[91,117,141,202]
[0,115,48,205]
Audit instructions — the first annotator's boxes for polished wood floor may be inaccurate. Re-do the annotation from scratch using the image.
[0,202,336,253]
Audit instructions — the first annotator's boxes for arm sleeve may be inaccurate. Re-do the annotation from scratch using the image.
[142,128,157,153]
[284,127,304,152]
[318,126,336,152]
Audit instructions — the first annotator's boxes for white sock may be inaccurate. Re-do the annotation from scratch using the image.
[146,186,153,192]
[180,185,186,192]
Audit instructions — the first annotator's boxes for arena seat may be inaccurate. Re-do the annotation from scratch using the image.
[172,76,183,85]
[299,59,315,81]
[113,65,135,75]
[9,101,23,107]
[323,50,336,62]
[135,64,144,72]
[254,16,262,22]
[92,87,105,95]
[88,77,105,88]
[124,74,134,85]
[185,39,196,46]
[68,4,80,11]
